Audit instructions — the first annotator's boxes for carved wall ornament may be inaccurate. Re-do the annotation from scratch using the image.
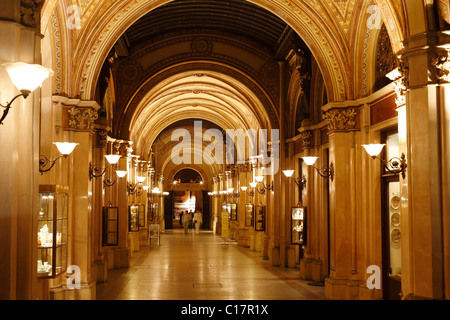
[431,50,450,83]
[300,131,313,148]
[322,108,358,131]
[96,129,109,148]
[21,0,44,29]
[392,78,406,108]
[67,107,98,130]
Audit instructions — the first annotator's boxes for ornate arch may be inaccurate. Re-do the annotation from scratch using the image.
[67,0,351,103]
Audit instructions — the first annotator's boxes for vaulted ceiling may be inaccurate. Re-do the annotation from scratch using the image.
[119,0,288,51]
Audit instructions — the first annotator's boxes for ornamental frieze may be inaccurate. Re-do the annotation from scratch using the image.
[67,107,98,130]
[299,131,313,148]
[322,108,358,131]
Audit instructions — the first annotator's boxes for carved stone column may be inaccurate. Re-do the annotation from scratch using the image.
[323,107,360,299]
[0,0,44,299]
[61,100,99,299]
[399,33,450,300]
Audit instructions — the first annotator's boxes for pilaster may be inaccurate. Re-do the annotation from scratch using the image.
[399,31,450,299]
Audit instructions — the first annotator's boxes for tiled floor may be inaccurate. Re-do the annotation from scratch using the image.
[96,229,325,300]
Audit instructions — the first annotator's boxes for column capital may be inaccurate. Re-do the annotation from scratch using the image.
[322,108,359,133]
[54,96,100,132]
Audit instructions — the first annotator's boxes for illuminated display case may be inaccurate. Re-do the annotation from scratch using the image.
[245,204,254,227]
[102,205,119,246]
[37,185,68,278]
[148,202,158,222]
[230,203,238,221]
[291,204,306,245]
[138,204,145,227]
[129,204,139,232]
[254,205,265,232]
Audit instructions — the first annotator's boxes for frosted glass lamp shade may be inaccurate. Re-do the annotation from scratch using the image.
[53,142,78,155]
[255,176,264,182]
[2,62,54,95]
[241,186,248,191]
[227,188,234,193]
[283,170,295,177]
[137,176,146,183]
[115,170,127,178]
[105,154,121,164]
[142,186,149,191]
[302,156,319,166]
[362,144,385,157]
[249,182,257,188]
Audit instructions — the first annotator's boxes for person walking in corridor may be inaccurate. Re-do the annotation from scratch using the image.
[193,209,203,234]
[182,211,191,234]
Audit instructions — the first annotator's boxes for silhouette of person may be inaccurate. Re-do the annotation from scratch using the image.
[182,211,191,234]
[179,211,184,226]
[193,209,203,234]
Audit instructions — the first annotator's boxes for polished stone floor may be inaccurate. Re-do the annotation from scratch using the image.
[96,229,325,300]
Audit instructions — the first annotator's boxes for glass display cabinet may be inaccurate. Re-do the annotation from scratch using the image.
[102,205,119,246]
[245,204,254,227]
[38,185,68,278]
[230,203,238,221]
[291,204,306,245]
[254,205,265,232]
[138,204,145,228]
[148,202,158,222]
[129,204,139,232]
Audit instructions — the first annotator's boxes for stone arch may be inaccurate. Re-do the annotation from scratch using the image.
[122,62,277,157]
[67,0,353,103]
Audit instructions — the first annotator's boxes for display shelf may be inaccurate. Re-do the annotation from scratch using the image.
[291,203,306,245]
[37,185,68,279]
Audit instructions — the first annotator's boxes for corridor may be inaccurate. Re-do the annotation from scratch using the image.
[96,230,325,300]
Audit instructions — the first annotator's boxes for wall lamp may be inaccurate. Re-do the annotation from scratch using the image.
[1,62,54,125]
[208,191,220,198]
[39,142,79,174]
[302,157,334,182]
[362,144,407,179]
[240,186,255,197]
[103,170,127,188]
[226,187,240,199]
[254,176,273,194]
[89,154,121,180]
[283,170,307,190]
[127,176,146,195]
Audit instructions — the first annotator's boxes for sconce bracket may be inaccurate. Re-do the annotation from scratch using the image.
[39,154,67,174]
[314,162,334,182]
